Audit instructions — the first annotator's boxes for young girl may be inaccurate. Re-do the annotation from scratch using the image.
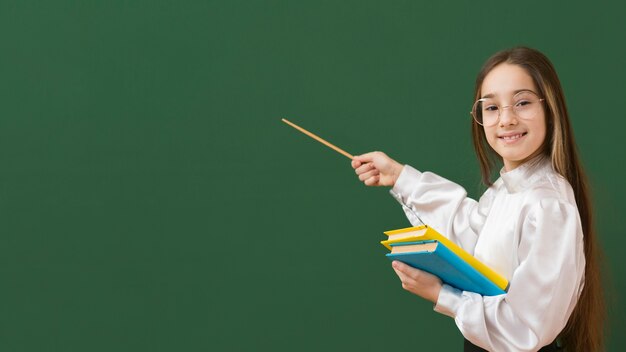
[351,47,604,351]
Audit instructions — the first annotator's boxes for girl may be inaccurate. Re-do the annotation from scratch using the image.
[351,47,604,351]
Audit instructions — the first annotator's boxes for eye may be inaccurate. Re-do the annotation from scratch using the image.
[483,105,498,112]
[515,100,532,107]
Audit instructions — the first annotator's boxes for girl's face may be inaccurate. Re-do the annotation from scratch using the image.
[480,63,547,171]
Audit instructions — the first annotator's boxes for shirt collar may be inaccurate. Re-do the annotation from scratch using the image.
[499,155,552,193]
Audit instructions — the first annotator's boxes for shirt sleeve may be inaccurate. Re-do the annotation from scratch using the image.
[433,198,585,352]
[391,165,485,253]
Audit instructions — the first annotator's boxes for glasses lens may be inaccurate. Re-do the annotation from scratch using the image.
[472,91,543,126]
[472,99,498,126]
[513,91,542,120]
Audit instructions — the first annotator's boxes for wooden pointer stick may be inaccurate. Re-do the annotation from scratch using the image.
[281,118,354,159]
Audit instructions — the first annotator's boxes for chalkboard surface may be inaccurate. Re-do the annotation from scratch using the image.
[1,1,624,351]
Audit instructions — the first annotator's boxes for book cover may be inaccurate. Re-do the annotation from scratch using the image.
[381,225,509,292]
[387,240,506,296]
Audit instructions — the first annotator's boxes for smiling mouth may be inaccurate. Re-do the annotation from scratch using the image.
[499,132,527,141]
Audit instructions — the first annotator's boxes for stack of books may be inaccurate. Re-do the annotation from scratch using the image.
[382,225,508,296]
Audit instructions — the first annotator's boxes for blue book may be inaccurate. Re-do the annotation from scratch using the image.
[387,240,506,296]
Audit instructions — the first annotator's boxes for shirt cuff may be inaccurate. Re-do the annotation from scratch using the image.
[434,284,463,318]
[392,165,422,200]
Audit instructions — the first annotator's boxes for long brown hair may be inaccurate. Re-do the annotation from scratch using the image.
[471,47,605,351]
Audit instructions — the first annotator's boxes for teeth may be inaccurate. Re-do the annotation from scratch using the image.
[502,134,523,140]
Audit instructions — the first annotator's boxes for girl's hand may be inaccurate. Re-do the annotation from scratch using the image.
[392,261,442,304]
[351,151,403,187]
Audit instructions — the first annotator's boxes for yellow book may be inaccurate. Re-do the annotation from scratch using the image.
[382,225,509,292]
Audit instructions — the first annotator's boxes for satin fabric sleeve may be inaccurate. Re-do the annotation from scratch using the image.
[434,199,585,352]
[391,165,484,253]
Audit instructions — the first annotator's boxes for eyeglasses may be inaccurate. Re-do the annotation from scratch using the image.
[471,90,545,127]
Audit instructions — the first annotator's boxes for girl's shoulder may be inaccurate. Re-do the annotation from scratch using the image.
[521,168,578,217]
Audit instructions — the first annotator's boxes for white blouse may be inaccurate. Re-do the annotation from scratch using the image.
[391,157,585,352]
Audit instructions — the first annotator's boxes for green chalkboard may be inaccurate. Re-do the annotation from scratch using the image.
[1,1,625,351]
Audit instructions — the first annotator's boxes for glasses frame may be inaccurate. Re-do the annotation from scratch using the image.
[470,90,546,127]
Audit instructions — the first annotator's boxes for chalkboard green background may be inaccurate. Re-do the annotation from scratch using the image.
[1,1,624,351]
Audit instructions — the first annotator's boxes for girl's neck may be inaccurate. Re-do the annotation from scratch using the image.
[502,153,548,173]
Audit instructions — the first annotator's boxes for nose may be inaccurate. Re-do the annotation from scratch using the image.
[499,105,518,126]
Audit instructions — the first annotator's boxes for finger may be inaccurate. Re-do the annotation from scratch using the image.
[353,151,378,163]
[392,260,410,273]
[395,263,439,285]
[351,159,361,169]
[358,169,379,182]
[393,261,423,281]
[393,267,415,291]
[392,265,410,281]
[355,162,374,175]
[364,175,380,186]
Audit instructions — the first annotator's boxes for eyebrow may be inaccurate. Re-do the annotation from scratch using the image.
[481,89,536,99]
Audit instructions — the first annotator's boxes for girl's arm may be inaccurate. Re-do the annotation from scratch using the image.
[352,152,484,252]
[435,199,585,351]
[391,164,484,253]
